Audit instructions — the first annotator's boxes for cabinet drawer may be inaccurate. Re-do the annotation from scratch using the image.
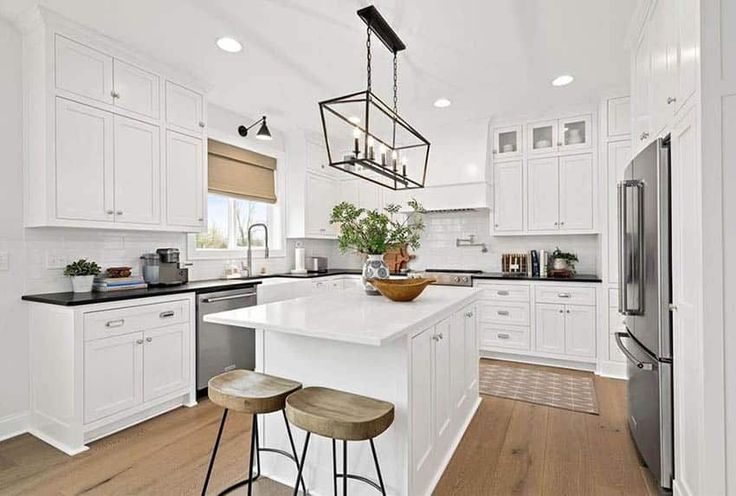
[476,283,530,302]
[84,300,189,341]
[478,301,530,326]
[479,324,530,351]
[535,285,596,305]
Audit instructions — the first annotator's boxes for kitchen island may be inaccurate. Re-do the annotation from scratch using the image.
[204,285,481,496]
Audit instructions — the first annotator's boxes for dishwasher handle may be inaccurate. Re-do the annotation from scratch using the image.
[201,292,257,304]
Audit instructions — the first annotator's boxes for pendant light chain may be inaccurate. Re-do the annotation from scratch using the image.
[366,26,372,93]
[393,51,398,114]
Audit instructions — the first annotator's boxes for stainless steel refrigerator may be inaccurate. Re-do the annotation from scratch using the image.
[616,137,673,489]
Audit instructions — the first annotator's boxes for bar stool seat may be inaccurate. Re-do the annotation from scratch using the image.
[209,369,301,414]
[286,387,394,441]
[202,370,306,496]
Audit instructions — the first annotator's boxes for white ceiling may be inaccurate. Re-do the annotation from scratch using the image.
[1,0,636,164]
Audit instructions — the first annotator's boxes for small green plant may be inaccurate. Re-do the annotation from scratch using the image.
[330,199,426,255]
[64,259,102,277]
[550,247,579,271]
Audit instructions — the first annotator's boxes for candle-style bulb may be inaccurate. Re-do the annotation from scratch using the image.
[367,137,375,160]
[352,128,361,157]
[379,144,387,166]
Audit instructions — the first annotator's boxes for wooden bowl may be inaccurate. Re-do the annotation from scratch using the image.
[367,278,435,302]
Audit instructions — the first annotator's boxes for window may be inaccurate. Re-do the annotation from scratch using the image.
[191,192,283,258]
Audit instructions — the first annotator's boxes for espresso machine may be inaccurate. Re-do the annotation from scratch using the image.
[141,248,188,286]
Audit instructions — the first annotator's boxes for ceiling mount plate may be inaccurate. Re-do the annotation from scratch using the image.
[357,5,406,53]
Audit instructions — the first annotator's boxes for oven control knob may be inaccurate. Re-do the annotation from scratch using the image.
[462,276,469,283]
[454,276,460,283]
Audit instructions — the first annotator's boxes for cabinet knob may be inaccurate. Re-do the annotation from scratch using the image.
[667,96,677,105]
[106,209,114,215]
[566,310,571,314]
[136,339,143,345]
[198,121,206,128]
[640,132,650,141]
[438,333,444,340]
[560,221,565,226]
[559,309,564,314]
[557,142,563,147]
[465,311,474,318]
[198,217,204,222]
[146,337,153,342]
[110,90,120,99]
[116,210,123,215]
[668,303,678,311]
[494,224,499,228]
[554,221,558,226]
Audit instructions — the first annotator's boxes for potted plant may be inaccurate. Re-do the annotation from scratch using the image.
[64,259,102,293]
[550,247,579,273]
[330,199,425,295]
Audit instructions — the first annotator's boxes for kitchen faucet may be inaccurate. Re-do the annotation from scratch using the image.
[244,223,269,277]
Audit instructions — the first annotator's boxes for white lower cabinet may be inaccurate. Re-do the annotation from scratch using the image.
[535,303,595,358]
[535,304,567,354]
[411,304,478,496]
[28,295,195,455]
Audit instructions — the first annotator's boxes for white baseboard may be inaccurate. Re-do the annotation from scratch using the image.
[0,411,29,443]
[596,360,629,380]
[481,350,596,372]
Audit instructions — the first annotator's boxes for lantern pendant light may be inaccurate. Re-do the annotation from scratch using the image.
[318,5,430,190]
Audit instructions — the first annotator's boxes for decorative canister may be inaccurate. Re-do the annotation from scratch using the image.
[362,254,389,295]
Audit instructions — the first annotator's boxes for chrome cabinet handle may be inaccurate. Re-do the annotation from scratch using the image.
[146,337,153,342]
[668,303,678,311]
[557,293,571,298]
[465,311,474,318]
[201,292,256,303]
[497,333,510,340]
[116,210,123,215]
[497,310,510,316]
[667,96,676,104]
[198,217,204,222]
[106,319,124,328]
[160,311,175,318]
[198,121,206,128]
[106,209,114,215]
[640,131,650,141]
[496,290,509,296]
[136,338,143,345]
[110,90,120,99]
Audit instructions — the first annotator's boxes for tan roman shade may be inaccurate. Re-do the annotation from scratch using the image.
[207,139,277,203]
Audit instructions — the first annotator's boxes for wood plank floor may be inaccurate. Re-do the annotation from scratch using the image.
[0,359,658,495]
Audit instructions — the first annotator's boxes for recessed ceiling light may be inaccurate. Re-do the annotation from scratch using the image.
[433,98,451,108]
[552,74,574,86]
[348,116,361,124]
[216,37,242,53]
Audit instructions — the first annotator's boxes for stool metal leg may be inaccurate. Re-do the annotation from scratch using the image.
[202,409,229,496]
[292,432,311,496]
[332,439,338,496]
[246,414,258,496]
[369,439,386,496]
[282,411,307,495]
[343,440,348,495]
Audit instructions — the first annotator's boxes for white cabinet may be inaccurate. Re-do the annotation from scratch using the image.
[462,306,478,393]
[113,115,161,224]
[527,157,559,231]
[342,179,384,212]
[143,324,190,402]
[535,304,566,354]
[166,131,205,229]
[433,318,452,450]
[632,26,653,150]
[54,34,113,105]
[55,98,114,222]
[559,154,594,230]
[606,97,631,138]
[165,81,205,134]
[528,120,558,155]
[492,125,523,160]
[650,0,678,136]
[84,332,144,423]
[493,160,523,232]
[113,59,160,119]
[410,326,434,494]
[305,173,340,238]
[675,0,698,112]
[558,115,593,150]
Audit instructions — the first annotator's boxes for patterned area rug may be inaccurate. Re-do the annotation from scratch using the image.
[479,361,600,415]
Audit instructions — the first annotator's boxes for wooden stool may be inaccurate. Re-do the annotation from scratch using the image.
[286,387,395,496]
[202,369,305,496]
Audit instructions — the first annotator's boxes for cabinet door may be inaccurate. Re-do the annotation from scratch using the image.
[493,125,523,160]
[165,81,204,134]
[650,0,678,135]
[166,131,205,229]
[434,318,452,451]
[528,120,558,155]
[143,324,190,402]
[114,115,161,224]
[305,173,339,237]
[358,181,383,212]
[410,327,435,495]
[55,98,115,222]
[632,28,653,149]
[607,97,631,138]
[113,59,160,119]
[535,304,566,354]
[463,306,478,393]
[607,141,631,284]
[450,312,467,413]
[558,115,592,150]
[54,35,113,105]
[675,0,698,111]
[559,154,594,230]
[84,332,143,423]
[527,157,559,231]
[564,305,596,358]
[493,160,523,232]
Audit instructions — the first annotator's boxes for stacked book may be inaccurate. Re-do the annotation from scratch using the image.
[93,276,148,292]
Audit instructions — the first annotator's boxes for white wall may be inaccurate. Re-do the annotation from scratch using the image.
[0,15,28,437]
[410,210,599,274]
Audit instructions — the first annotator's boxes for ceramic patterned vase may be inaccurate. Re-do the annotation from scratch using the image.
[362,254,389,295]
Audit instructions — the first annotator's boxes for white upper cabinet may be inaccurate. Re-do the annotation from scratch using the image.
[305,173,339,238]
[166,131,205,229]
[650,0,678,136]
[527,157,559,231]
[166,81,205,135]
[493,125,523,160]
[675,0,698,111]
[558,115,592,150]
[55,98,114,222]
[113,115,161,224]
[493,160,523,232]
[606,97,631,138]
[55,34,113,105]
[113,59,160,119]
[528,120,558,155]
[632,26,653,150]
[559,154,594,230]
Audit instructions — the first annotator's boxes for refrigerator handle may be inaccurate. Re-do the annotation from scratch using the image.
[615,331,654,371]
[617,182,627,314]
[632,180,646,315]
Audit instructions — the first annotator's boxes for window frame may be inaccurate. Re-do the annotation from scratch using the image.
[187,131,286,261]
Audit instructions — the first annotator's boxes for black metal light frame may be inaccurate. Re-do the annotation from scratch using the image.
[318,6,430,190]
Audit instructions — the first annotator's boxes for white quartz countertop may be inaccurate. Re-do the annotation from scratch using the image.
[203,286,482,346]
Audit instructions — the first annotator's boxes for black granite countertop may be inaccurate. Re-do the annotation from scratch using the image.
[21,269,365,306]
[471,272,602,283]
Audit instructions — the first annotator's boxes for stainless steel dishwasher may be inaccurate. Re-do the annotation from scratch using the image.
[196,285,258,391]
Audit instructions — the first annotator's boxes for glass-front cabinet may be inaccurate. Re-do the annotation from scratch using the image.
[493,125,523,160]
[527,120,558,154]
[558,115,592,150]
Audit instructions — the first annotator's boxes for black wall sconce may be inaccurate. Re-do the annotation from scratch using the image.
[238,116,272,141]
